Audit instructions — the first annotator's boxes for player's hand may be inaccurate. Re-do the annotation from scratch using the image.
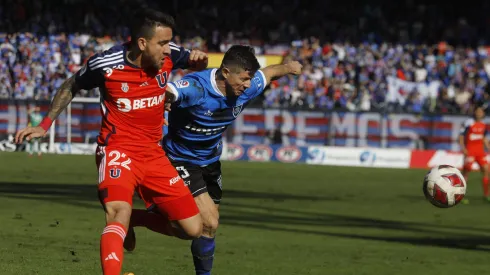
[15,126,47,144]
[163,103,171,126]
[286,61,303,75]
[188,50,208,71]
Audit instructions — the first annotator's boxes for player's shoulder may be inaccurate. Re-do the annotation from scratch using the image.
[463,118,475,127]
[178,69,213,90]
[86,44,125,71]
[190,68,214,79]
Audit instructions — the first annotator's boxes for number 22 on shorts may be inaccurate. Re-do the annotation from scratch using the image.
[107,150,132,179]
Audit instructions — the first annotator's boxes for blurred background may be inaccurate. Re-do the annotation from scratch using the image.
[2,0,490,152]
[3,2,490,275]
[3,0,490,113]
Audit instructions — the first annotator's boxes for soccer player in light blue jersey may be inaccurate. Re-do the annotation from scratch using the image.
[127,45,302,274]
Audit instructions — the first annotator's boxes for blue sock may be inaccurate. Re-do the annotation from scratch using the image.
[191,236,215,275]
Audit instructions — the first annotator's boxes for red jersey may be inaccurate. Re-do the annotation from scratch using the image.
[460,118,488,154]
[75,42,191,148]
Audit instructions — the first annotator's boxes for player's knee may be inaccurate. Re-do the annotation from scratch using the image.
[482,164,489,173]
[202,210,219,236]
[104,201,132,228]
[203,215,219,231]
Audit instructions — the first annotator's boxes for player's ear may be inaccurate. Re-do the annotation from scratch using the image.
[137,38,147,51]
[221,67,231,79]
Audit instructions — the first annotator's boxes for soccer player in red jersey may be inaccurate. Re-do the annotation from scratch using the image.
[15,9,208,275]
[459,106,490,203]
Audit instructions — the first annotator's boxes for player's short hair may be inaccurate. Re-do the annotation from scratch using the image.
[221,45,261,74]
[130,9,175,43]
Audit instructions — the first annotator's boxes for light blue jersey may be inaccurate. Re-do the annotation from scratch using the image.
[163,68,267,166]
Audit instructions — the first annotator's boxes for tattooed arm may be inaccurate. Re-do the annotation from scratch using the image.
[15,75,81,143]
[44,75,81,120]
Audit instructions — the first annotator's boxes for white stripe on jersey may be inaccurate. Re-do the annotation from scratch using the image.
[91,58,124,70]
[170,46,180,52]
[89,53,123,68]
[88,51,123,66]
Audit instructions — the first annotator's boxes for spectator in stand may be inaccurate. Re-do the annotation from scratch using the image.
[2,0,490,115]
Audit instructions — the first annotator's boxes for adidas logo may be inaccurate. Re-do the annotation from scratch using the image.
[105,252,120,262]
[204,110,213,116]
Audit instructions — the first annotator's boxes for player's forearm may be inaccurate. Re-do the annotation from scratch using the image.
[458,136,466,151]
[46,76,80,121]
[262,64,294,82]
[165,88,177,103]
[165,85,178,103]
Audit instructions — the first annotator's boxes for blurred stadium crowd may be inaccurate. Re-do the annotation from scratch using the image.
[2,0,490,114]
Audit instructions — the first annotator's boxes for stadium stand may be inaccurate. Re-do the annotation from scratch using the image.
[2,0,490,114]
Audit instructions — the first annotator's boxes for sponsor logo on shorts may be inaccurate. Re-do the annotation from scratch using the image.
[169,175,181,185]
[275,146,302,163]
[216,175,223,190]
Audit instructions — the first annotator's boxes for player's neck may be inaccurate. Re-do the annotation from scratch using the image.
[215,70,227,96]
[126,45,144,68]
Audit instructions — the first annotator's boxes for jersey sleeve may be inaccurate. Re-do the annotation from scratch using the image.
[75,54,105,90]
[167,78,205,108]
[243,70,267,99]
[170,42,191,70]
[459,119,473,136]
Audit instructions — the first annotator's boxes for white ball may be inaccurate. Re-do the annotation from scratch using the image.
[423,164,466,208]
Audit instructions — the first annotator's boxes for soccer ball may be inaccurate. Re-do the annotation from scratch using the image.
[423,164,466,208]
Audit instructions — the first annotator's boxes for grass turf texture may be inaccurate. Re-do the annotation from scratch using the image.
[0,152,489,275]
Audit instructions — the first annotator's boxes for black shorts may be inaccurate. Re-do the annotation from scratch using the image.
[170,160,223,204]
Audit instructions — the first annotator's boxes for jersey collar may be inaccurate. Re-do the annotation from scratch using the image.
[210,69,225,97]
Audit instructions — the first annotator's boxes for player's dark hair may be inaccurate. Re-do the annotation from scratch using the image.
[221,45,260,74]
[130,9,175,43]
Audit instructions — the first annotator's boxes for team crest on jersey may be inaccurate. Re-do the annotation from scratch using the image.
[121,83,129,93]
[109,168,121,179]
[156,71,168,88]
[232,105,243,118]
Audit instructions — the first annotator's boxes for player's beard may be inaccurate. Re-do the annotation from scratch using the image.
[224,81,239,97]
[141,53,160,74]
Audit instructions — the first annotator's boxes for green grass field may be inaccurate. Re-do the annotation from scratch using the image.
[0,152,490,275]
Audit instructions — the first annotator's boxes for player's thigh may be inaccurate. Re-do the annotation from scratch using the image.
[202,160,223,204]
[464,155,476,171]
[476,155,489,172]
[140,154,200,222]
[96,146,141,208]
[171,160,209,197]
